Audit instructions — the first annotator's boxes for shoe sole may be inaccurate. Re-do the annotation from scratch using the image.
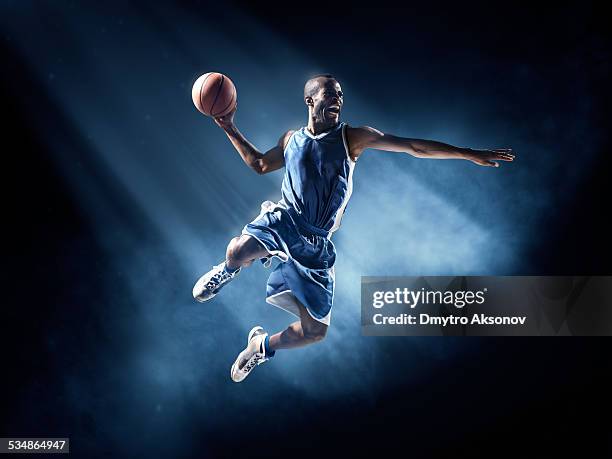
[192,278,213,303]
[193,290,217,303]
[193,265,240,303]
[230,354,243,383]
[192,277,222,303]
[230,326,265,383]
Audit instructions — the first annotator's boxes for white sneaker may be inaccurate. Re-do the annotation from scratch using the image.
[192,262,240,303]
[230,326,271,383]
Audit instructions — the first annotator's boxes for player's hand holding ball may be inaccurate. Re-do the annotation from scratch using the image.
[213,104,237,130]
[192,71,237,130]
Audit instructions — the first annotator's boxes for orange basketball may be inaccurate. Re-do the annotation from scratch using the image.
[192,72,237,117]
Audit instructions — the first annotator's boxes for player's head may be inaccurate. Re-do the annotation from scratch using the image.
[304,74,343,124]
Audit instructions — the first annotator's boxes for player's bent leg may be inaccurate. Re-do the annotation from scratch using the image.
[230,300,327,382]
[225,234,269,270]
[192,234,270,303]
[299,304,328,343]
[268,300,328,351]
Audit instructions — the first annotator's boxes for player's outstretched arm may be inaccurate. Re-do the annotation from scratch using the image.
[347,126,515,167]
[213,105,293,174]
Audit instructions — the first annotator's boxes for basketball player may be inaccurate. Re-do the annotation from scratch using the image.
[193,74,515,382]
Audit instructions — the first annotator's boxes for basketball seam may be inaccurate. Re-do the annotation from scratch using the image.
[198,73,212,114]
[217,87,236,117]
[210,75,225,117]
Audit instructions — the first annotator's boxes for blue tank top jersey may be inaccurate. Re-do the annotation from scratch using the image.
[279,122,355,238]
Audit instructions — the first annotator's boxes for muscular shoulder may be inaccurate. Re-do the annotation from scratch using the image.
[279,129,296,149]
[345,125,384,160]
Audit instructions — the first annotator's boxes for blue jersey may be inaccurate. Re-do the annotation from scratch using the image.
[279,122,355,238]
[241,121,355,325]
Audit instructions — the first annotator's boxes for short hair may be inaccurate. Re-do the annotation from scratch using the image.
[304,74,338,99]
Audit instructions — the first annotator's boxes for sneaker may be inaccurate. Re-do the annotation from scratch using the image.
[230,326,271,383]
[192,262,240,303]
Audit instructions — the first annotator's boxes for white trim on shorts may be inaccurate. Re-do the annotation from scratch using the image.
[266,290,331,326]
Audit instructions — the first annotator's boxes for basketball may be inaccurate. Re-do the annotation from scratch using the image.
[192,72,237,117]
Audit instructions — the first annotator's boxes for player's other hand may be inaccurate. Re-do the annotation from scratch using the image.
[467,148,515,167]
[213,104,237,131]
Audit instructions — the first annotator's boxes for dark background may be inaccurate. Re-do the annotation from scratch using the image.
[1,1,611,457]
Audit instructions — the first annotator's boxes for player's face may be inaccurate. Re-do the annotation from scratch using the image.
[313,80,343,123]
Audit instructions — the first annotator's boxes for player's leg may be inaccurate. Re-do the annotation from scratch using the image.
[268,300,327,350]
[230,299,327,382]
[225,234,270,270]
[192,234,269,302]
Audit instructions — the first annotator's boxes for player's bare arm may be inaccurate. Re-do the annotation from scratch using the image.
[213,105,293,174]
[346,126,515,167]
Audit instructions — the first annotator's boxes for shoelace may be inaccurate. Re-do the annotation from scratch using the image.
[243,354,265,373]
[205,267,234,291]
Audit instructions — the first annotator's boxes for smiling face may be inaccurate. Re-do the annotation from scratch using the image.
[304,77,344,125]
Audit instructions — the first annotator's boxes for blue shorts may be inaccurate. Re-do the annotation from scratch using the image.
[241,201,336,325]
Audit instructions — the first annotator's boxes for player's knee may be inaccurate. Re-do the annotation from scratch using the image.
[304,324,327,342]
[226,236,245,263]
[231,235,262,262]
